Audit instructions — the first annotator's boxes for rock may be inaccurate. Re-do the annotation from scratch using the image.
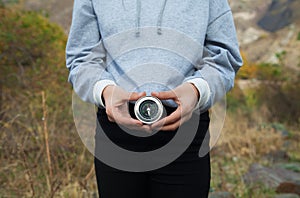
[208,192,235,198]
[243,164,284,188]
[276,182,300,196]
[257,0,295,32]
[274,194,300,198]
[264,150,289,163]
[243,164,300,189]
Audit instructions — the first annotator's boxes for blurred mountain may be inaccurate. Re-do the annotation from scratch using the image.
[257,0,300,32]
[20,0,300,70]
[230,0,300,70]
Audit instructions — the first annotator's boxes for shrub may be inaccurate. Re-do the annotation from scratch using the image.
[0,6,69,107]
[256,80,300,125]
[236,52,258,80]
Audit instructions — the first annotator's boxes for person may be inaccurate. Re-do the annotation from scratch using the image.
[66,0,242,197]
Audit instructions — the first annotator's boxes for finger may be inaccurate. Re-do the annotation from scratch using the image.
[128,92,146,101]
[105,109,114,121]
[107,108,153,132]
[159,121,181,131]
[118,117,153,133]
[107,115,115,122]
[154,112,192,131]
[151,108,182,129]
[116,114,144,127]
[151,91,177,100]
[116,108,152,132]
[106,106,139,125]
[136,125,152,133]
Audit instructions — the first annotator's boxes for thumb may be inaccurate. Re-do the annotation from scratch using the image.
[152,90,177,100]
[128,91,146,101]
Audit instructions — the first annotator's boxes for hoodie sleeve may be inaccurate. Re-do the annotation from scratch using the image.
[184,0,243,112]
[66,0,115,106]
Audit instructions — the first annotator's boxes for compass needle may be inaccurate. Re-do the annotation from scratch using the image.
[147,107,151,116]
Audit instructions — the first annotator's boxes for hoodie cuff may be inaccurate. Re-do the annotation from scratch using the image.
[186,78,211,110]
[93,80,116,107]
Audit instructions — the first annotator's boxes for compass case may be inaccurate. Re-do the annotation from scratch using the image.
[134,96,164,124]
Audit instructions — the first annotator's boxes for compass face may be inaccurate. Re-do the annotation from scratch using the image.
[139,100,159,121]
[134,96,163,124]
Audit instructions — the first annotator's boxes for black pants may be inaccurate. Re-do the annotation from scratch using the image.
[94,105,211,198]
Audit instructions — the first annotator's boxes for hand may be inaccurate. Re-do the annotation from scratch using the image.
[102,85,151,132]
[151,83,199,131]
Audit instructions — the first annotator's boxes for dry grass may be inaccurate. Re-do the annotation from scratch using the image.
[0,89,98,197]
[219,110,284,158]
[210,108,299,197]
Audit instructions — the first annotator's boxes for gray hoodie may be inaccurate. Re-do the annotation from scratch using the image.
[66,0,243,111]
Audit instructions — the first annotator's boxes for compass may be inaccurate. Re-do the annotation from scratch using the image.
[134,96,164,124]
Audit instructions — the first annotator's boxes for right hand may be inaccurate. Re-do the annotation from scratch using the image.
[102,85,151,132]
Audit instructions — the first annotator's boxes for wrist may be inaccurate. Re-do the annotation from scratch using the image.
[102,85,115,105]
[188,83,200,100]
[93,80,116,107]
[186,78,211,110]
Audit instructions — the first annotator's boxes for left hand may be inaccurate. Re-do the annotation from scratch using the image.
[150,83,199,131]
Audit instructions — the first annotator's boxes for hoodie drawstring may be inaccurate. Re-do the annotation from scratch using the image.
[136,0,142,37]
[157,0,168,35]
[136,0,168,37]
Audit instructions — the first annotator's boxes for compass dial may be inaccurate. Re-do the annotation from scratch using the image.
[134,96,163,124]
[139,100,159,120]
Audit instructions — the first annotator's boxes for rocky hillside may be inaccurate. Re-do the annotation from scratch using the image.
[231,0,300,70]
[258,0,300,32]
[21,0,300,70]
